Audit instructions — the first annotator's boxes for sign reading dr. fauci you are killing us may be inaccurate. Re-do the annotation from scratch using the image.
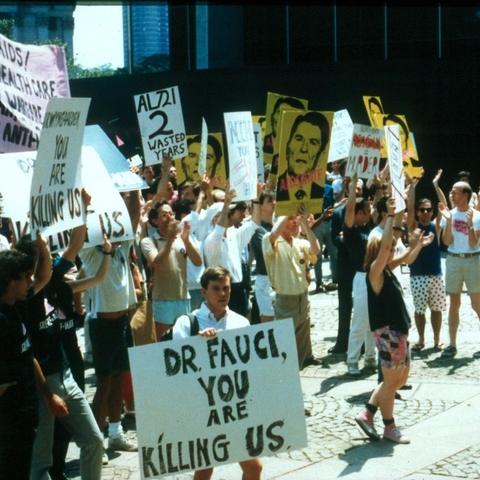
[129,321,307,479]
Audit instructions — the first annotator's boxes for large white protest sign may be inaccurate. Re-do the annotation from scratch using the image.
[0,33,70,153]
[129,321,307,479]
[0,151,35,220]
[253,123,264,184]
[198,117,208,177]
[224,112,257,201]
[328,109,354,163]
[386,125,406,212]
[134,86,187,165]
[81,153,135,246]
[29,98,90,238]
[345,124,384,180]
[83,125,148,192]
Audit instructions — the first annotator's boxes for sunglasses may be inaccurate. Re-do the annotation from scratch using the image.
[418,208,432,213]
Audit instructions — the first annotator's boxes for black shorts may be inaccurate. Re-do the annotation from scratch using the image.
[89,314,133,376]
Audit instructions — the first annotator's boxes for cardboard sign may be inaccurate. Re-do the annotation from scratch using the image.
[198,117,208,178]
[345,124,384,180]
[0,33,70,153]
[328,109,354,163]
[129,321,307,479]
[376,113,422,178]
[29,97,90,238]
[386,125,406,212]
[363,95,384,129]
[175,132,226,190]
[253,123,264,184]
[134,86,187,165]
[81,153,135,246]
[0,151,35,220]
[224,112,257,201]
[275,110,333,216]
[83,125,148,192]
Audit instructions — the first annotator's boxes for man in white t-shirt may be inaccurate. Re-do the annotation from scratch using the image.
[439,181,480,358]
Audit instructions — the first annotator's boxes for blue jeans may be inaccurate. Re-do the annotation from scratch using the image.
[30,368,103,480]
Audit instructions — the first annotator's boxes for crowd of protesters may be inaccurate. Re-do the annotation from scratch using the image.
[1,153,480,478]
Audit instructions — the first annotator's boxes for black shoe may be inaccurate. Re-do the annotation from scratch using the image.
[328,346,347,354]
[399,384,412,390]
[302,357,323,368]
[394,392,402,400]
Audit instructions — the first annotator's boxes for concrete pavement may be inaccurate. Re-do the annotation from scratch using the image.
[65,255,480,479]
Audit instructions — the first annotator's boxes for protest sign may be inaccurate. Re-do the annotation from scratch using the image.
[376,113,423,178]
[83,125,148,192]
[275,110,333,216]
[0,33,70,153]
[198,117,208,178]
[129,321,307,479]
[263,93,308,160]
[385,125,406,212]
[134,85,187,165]
[224,112,257,201]
[81,153,135,246]
[175,132,226,190]
[0,151,35,220]
[345,124,384,180]
[363,95,384,128]
[29,97,90,238]
[253,122,264,184]
[328,109,354,163]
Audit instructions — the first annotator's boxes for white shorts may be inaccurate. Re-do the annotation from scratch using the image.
[410,275,446,314]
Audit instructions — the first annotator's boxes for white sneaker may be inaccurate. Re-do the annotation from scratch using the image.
[347,363,361,376]
[108,433,138,452]
[102,449,109,465]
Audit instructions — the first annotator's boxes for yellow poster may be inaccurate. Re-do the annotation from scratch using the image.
[175,132,227,190]
[377,113,423,178]
[363,96,385,128]
[263,93,308,175]
[275,110,333,216]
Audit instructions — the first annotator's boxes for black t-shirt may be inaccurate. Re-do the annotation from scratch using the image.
[20,257,74,377]
[250,220,272,276]
[0,303,38,423]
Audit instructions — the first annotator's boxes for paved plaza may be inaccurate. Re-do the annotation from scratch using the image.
[66,254,480,479]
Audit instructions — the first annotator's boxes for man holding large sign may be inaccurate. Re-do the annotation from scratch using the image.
[129,267,307,479]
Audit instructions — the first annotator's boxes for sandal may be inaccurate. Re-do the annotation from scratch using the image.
[411,343,425,351]
[434,343,445,351]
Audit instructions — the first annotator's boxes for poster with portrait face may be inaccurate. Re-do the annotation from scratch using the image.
[275,110,333,216]
[363,95,385,129]
[174,132,227,190]
[263,93,308,176]
[377,113,423,178]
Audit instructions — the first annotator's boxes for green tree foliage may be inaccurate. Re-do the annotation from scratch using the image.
[0,19,14,40]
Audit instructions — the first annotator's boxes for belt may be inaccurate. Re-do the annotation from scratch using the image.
[448,251,480,258]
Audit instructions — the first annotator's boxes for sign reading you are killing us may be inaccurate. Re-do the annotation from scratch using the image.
[29,97,90,238]
[129,321,307,479]
[134,85,187,165]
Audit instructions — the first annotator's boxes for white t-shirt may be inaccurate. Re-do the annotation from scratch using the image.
[440,208,480,254]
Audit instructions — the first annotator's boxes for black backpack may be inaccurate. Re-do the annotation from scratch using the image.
[159,313,199,342]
